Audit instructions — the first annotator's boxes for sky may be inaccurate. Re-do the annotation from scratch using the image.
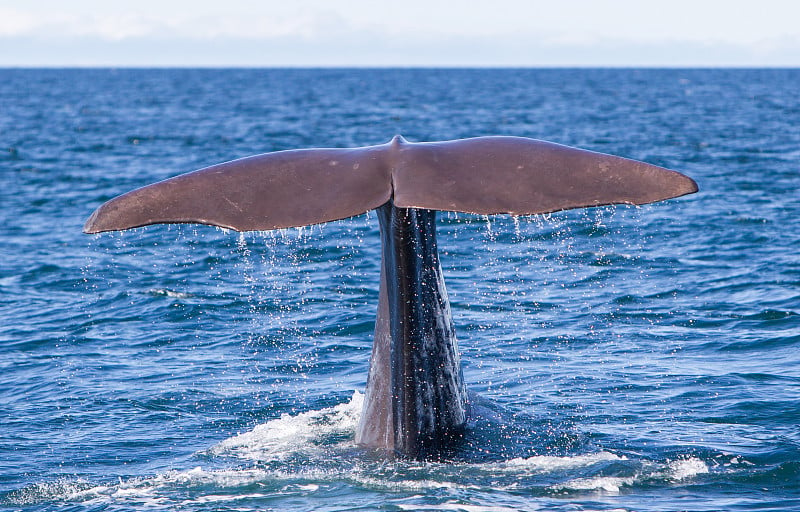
[1,0,799,67]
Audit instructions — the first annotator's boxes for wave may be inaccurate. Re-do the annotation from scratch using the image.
[5,393,714,509]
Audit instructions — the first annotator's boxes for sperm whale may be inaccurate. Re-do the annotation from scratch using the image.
[84,135,698,460]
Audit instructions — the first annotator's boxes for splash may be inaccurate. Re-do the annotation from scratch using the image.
[209,391,364,461]
[5,393,713,509]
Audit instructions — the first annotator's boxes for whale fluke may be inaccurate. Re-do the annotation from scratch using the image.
[83,146,392,234]
[84,136,697,234]
[84,135,697,460]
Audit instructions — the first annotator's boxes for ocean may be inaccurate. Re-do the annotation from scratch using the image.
[1,68,798,511]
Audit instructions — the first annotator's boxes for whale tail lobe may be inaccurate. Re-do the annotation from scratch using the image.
[84,136,697,234]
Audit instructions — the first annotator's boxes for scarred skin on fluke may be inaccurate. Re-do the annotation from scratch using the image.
[84,135,698,460]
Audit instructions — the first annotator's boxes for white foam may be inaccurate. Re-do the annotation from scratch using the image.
[353,475,478,493]
[667,457,709,480]
[501,451,625,472]
[12,467,312,507]
[210,391,363,461]
[397,503,526,512]
[150,466,272,487]
[551,456,709,494]
[4,479,105,506]
[552,475,637,494]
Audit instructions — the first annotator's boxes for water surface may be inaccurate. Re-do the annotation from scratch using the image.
[1,68,799,511]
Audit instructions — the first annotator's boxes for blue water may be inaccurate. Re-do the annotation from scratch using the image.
[1,68,799,511]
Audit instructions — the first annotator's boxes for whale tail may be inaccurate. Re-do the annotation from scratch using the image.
[84,136,697,234]
[84,136,697,460]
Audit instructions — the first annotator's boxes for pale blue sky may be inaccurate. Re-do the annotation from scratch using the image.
[2,0,799,67]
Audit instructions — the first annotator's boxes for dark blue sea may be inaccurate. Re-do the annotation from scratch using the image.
[1,68,799,511]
